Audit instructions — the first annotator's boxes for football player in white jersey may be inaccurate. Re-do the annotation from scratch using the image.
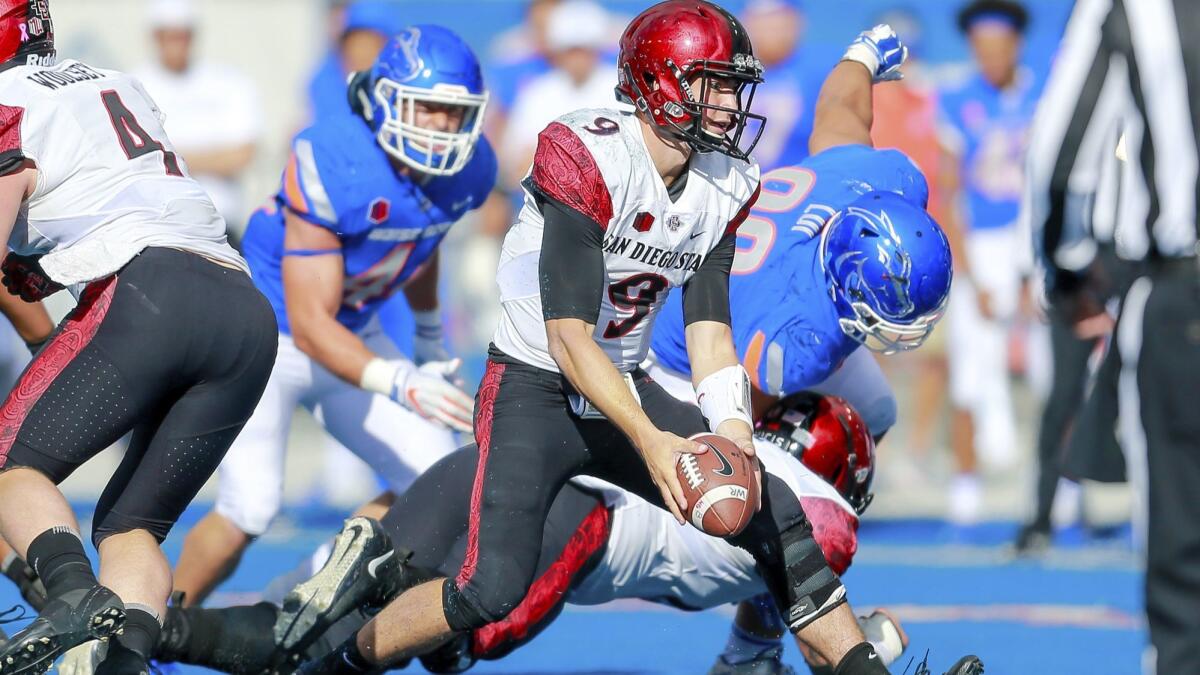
[0,2,278,674]
[265,3,934,675]
[113,395,988,675]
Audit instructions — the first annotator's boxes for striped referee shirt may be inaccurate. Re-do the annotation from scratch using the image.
[1026,0,1199,287]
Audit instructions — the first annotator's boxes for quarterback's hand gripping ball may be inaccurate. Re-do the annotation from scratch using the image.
[677,433,760,537]
[842,24,908,83]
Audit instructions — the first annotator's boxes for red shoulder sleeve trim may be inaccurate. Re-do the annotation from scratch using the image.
[800,496,859,576]
[531,122,613,230]
[724,181,761,237]
[0,104,25,159]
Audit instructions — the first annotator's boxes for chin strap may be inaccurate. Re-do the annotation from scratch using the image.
[346,70,374,123]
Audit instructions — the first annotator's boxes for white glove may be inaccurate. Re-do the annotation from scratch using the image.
[842,24,908,83]
[859,609,907,666]
[58,640,106,675]
[361,357,474,432]
[412,308,452,367]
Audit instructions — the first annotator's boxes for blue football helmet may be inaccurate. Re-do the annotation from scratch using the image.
[362,25,488,176]
[819,191,952,354]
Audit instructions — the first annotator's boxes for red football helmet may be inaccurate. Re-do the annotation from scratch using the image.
[615,0,765,161]
[756,392,876,514]
[0,0,54,71]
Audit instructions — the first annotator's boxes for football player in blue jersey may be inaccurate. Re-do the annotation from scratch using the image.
[171,25,497,607]
[641,25,956,674]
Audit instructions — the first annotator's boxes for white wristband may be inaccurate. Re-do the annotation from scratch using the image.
[694,365,753,431]
[360,357,405,397]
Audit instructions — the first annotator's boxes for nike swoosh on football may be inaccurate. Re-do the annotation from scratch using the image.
[710,445,734,477]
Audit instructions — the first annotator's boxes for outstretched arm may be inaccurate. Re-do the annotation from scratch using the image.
[809,25,908,156]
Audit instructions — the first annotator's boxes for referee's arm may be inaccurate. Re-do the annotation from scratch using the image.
[1025,0,1124,294]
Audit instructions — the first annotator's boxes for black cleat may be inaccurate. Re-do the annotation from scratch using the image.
[1013,522,1052,557]
[419,634,475,674]
[943,655,984,675]
[273,518,399,659]
[0,585,124,675]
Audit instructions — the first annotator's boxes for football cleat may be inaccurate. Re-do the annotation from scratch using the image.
[907,651,984,675]
[0,584,124,675]
[273,518,400,659]
[56,641,105,675]
[92,644,149,675]
[707,646,797,675]
[1013,523,1052,557]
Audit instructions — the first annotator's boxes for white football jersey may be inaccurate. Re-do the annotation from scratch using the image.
[568,438,859,610]
[493,108,760,373]
[0,59,246,285]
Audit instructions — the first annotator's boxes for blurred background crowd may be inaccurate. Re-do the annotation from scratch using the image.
[31,0,1131,553]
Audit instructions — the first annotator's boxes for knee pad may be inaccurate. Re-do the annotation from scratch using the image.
[776,521,847,633]
[442,577,522,632]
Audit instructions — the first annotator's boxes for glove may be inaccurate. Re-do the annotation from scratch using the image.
[842,24,907,83]
[412,309,453,367]
[1,253,64,302]
[859,609,907,666]
[400,359,474,432]
[362,357,474,432]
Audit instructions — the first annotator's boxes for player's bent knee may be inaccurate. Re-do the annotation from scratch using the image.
[1,446,81,485]
[92,512,173,548]
[441,577,524,631]
[215,494,280,538]
[778,521,847,633]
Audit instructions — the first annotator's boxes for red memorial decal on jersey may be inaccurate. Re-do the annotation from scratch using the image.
[632,211,655,233]
[367,198,391,224]
[0,276,117,466]
[456,359,507,588]
[532,122,613,229]
[473,503,612,657]
[800,496,858,576]
[725,182,762,237]
[0,104,24,157]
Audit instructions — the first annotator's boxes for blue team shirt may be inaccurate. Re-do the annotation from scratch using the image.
[937,70,1041,231]
[241,110,497,335]
[649,145,928,394]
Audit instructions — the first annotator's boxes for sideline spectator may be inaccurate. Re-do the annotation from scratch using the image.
[134,0,263,236]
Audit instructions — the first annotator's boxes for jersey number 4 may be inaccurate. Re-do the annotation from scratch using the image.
[604,273,668,339]
[100,90,183,176]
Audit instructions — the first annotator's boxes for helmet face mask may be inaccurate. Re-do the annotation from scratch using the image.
[819,192,953,354]
[373,78,487,176]
[616,0,766,161]
[367,25,488,177]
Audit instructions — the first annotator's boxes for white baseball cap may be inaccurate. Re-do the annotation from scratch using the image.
[147,0,197,30]
[545,0,609,52]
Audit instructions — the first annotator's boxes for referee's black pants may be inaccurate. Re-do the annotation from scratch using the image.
[1117,259,1200,673]
[1030,303,1100,529]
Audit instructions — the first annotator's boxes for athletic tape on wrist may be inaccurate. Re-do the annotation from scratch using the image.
[360,357,406,397]
[695,365,753,431]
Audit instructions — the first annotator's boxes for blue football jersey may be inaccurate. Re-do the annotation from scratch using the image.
[242,110,497,335]
[937,70,1041,232]
[649,144,928,394]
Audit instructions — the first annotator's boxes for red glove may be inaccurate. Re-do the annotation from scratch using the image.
[2,253,64,302]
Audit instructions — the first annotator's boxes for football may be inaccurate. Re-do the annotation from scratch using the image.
[677,433,760,537]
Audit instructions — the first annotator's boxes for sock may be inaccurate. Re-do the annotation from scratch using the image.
[719,625,783,664]
[117,606,161,659]
[834,642,889,675]
[306,635,375,674]
[811,666,836,675]
[26,527,97,598]
[163,602,279,673]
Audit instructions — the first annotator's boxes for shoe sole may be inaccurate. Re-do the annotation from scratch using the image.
[947,655,984,675]
[274,518,394,653]
[0,606,124,675]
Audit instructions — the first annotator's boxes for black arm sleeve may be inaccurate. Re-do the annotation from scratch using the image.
[682,232,736,326]
[539,195,605,324]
